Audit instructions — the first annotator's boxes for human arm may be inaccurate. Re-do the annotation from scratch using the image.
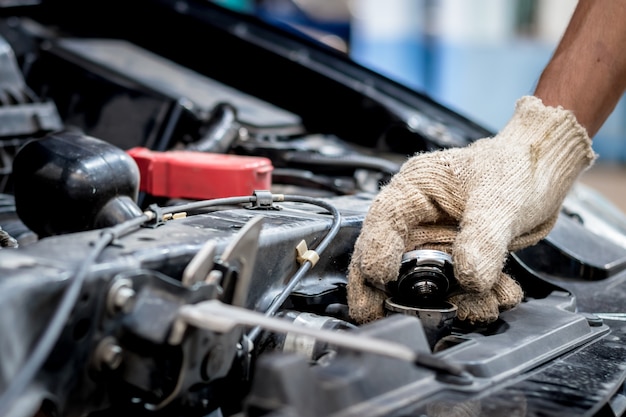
[347,0,626,325]
[535,0,626,137]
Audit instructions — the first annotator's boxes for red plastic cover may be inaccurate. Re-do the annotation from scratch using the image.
[127,147,273,200]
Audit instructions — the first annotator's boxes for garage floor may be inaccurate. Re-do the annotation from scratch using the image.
[579,162,626,214]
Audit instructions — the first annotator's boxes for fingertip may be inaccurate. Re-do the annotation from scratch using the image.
[355,226,405,285]
[452,244,503,294]
[450,292,500,324]
[452,218,511,293]
[346,273,387,324]
[493,272,524,311]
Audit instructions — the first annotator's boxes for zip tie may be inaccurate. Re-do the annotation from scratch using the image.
[296,240,319,267]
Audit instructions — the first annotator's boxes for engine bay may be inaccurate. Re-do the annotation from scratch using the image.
[2,1,626,416]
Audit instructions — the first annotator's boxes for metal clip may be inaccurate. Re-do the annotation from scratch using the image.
[246,190,282,210]
[142,204,167,228]
[296,240,319,267]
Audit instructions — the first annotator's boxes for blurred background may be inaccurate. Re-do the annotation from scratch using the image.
[214,0,626,212]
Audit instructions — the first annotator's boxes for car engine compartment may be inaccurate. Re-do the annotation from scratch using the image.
[3,1,626,416]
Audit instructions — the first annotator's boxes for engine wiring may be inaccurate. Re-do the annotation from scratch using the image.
[246,196,343,341]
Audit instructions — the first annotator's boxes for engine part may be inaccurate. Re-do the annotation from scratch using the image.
[516,212,626,280]
[234,133,401,192]
[169,299,466,378]
[384,298,457,349]
[182,215,264,308]
[12,131,142,237]
[127,147,273,201]
[379,250,459,347]
[0,35,62,138]
[255,310,357,363]
[0,225,17,248]
[388,249,458,307]
[0,193,39,246]
[245,300,615,417]
[0,33,63,195]
[25,37,304,152]
[185,102,240,153]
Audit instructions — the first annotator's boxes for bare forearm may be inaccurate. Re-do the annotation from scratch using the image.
[534,0,626,138]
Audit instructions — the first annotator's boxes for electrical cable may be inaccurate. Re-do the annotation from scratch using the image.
[246,194,342,342]
[262,194,342,314]
[159,195,257,215]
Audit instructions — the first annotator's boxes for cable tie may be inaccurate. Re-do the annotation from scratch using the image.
[296,240,319,267]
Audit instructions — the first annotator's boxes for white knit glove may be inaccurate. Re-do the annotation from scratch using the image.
[347,96,596,324]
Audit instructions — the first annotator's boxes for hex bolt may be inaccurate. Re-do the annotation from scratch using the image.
[95,337,123,371]
[112,286,135,310]
[107,278,136,315]
[581,312,604,327]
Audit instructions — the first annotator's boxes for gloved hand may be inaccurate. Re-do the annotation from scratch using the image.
[347,96,596,324]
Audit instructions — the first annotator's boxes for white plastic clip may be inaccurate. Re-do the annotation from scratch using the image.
[296,240,319,267]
